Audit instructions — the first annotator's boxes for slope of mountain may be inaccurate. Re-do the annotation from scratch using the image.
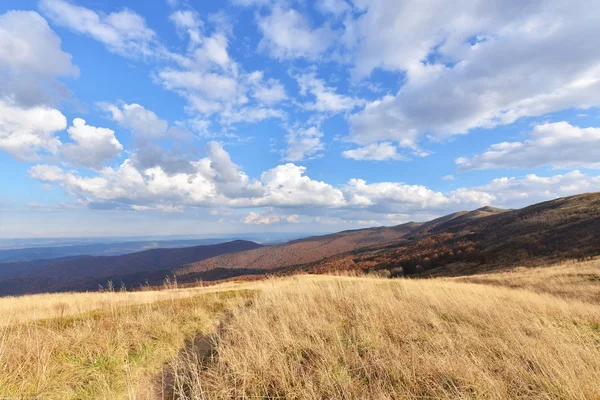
[176,222,421,280]
[0,240,262,296]
[171,193,599,283]
[303,193,600,276]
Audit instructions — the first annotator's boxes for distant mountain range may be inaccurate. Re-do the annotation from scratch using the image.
[0,232,314,261]
[1,192,599,297]
[0,239,231,263]
[0,240,262,296]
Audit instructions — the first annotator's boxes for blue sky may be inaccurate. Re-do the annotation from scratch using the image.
[1,0,599,238]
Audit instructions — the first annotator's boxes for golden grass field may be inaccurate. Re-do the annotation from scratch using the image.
[1,258,599,399]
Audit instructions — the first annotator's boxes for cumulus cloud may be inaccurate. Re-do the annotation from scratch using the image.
[102,103,168,138]
[282,127,324,162]
[101,102,196,174]
[468,170,600,209]
[32,1,284,130]
[14,1,600,227]
[169,10,201,32]
[220,106,284,125]
[256,163,347,208]
[28,164,65,182]
[247,71,287,105]
[27,140,600,220]
[342,142,404,161]
[316,0,352,16]
[243,211,299,225]
[39,0,157,58]
[345,0,600,150]
[61,118,123,168]
[295,72,363,113]
[154,19,287,126]
[257,6,336,60]
[133,143,196,175]
[205,141,263,198]
[231,0,273,7]
[343,178,457,213]
[27,146,345,209]
[0,99,66,160]
[0,10,78,106]
[457,122,600,170]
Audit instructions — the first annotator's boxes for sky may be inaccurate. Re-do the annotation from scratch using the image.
[0,0,599,238]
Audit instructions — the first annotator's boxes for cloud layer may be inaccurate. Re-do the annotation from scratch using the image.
[457,122,600,170]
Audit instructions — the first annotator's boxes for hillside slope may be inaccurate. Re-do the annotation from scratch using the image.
[175,222,421,280]
[304,193,600,276]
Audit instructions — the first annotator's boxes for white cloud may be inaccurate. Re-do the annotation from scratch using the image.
[39,0,157,58]
[247,71,287,105]
[169,10,201,31]
[345,0,600,150]
[296,72,363,113]
[282,127,324,161]
[155,10,244,119]
[28,164,65,182]
[220,107,284,125]
[231,0,272,7]
[243,211,299,225]
[342,142,403,161]
[34,1,284,129]
[317,0,351,16]
[0,10,78,106]
[61,118,123,169]
[205,141,263,198]
[257,163,347,207]
[457,122,600,170]
[158,70,237,101]
[442,175,454,181]
[100,102,196,174]
[26,145,345,209]
[102,103,168,138]
[23,122,600,219]
[257,6,335,60]
[253,82,286,104]
[0,99,66,160]
[468,170,600,209]
[343,178,457,213]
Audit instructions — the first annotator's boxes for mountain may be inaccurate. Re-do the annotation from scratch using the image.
[175,222,421,281]
[0,239,233,263]
[302,193,600,277]
[3,193,599,296]
[0,240,262,296]
[173,193,599,283]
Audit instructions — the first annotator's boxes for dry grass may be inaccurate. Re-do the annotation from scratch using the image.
[0,280,260,326]
[172,275,600,399]
[450,257,600,303]
[1,260,599,399]
[0,289,256,399]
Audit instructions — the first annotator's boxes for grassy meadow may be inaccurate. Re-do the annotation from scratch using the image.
[1,259,599,399]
